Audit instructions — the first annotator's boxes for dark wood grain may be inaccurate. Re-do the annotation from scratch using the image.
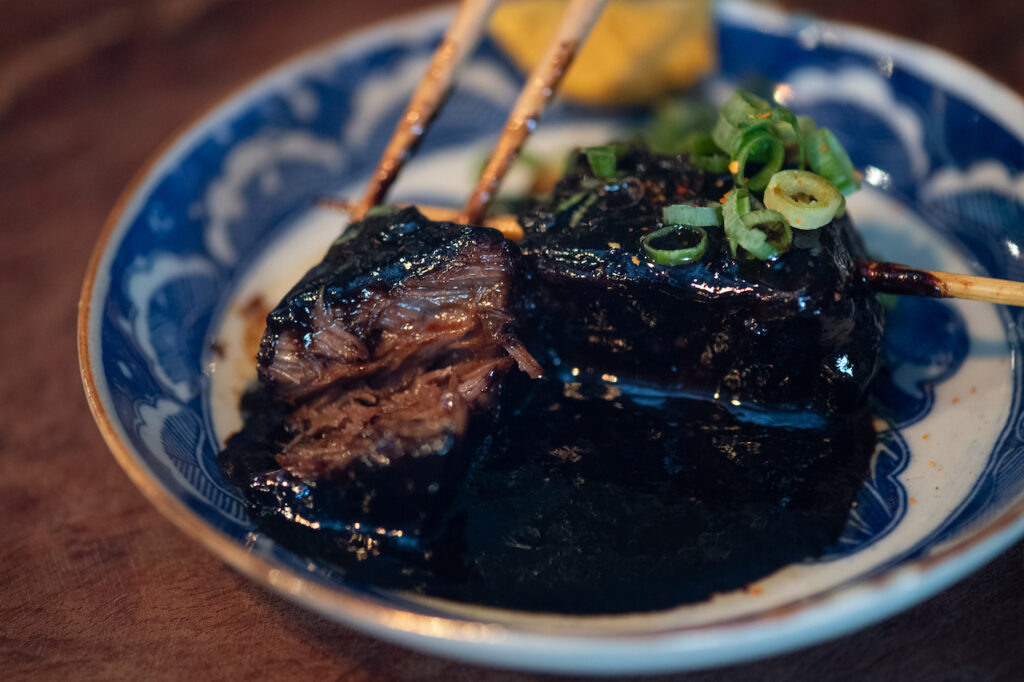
[2,0,1023,679]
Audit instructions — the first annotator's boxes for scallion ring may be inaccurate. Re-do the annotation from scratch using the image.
[584,145,617,178]
[712,115,775,156]
[663,202,723,227]
[365,204,398,217]
[732,130,786,191]
[719,90,772,125]
[555,190,587,212]
[723,188,791,260]
[737,209,792,260]
[686,133,731,174]
[766,106,804,170]
[764,170,843,230]
[806,128,860,195]
[797,115,817,140]
[640,224,708,265]
[723,187,749,258]
[568,193,598,228]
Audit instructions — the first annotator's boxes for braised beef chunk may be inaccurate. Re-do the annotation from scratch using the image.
[221,207,538,539]
[436,377,875,613]
[259,206,540,411]
[220,147,885,614]
[517,147,884,417]
[224,371,875,613]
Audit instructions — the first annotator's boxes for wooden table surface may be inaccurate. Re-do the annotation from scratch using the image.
[2,0,1023,679]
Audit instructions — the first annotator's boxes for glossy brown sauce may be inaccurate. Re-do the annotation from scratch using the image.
[224,373,876,614]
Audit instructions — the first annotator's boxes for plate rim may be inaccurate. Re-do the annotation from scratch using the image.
[77,0,1024,673]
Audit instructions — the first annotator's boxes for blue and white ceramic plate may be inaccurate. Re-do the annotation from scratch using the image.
[79,1,1024,674]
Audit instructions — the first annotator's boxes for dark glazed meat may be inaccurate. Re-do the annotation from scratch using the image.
[220,148,884,613]
[517,147,884,419]
[438,377,875,613]
[222,207,539,539]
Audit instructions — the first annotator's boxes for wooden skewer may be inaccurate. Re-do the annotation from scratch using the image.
[349,0,501,221]
[860,261,1024,307]
[460,0,609,225]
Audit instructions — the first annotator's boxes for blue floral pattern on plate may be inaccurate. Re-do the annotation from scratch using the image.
[82,1,1024,669]
[825,297,970,558]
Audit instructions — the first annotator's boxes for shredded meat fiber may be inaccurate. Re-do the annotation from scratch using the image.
[258,237,541,479]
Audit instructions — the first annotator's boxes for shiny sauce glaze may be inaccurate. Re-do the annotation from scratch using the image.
[220,148,883,614]
[225,372,874,614]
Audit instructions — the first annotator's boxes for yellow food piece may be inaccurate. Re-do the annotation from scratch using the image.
[489,0,715,106]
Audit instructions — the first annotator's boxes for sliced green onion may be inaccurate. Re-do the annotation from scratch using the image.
[584,145,617,178]
[776,120,801,166]
[732,130,786,191]
[713,90,779,146]
[764,169,843,230]
[711,114,739,155]
[568,193,598,228]
[641,224,708,265]
[738,209,792,259]
[797,115,817,140]
[365,204,398,217]
[720,90,771,125]
[723,188,791,260]
[767,106,804,170]
[609,140,631,158]
[686,133,731,174]
[663,203,723,227]
[711,91,807,180]
[806,128,860,195]
[555,190,587,212]
[640,99,717,155]
[711,114,772,156]
[722,187,748,258]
